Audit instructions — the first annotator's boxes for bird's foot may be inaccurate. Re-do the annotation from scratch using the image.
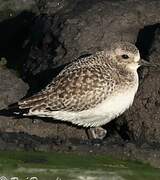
[87,127,107,140]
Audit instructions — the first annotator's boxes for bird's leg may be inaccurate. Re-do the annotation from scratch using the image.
[87,127,107,140]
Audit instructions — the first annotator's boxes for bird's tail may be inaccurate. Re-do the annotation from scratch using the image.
[0,93,49,117]
[18,93,48,112]
[0,103,29,117]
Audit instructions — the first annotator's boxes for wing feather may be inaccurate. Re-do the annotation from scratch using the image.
[18,53,116,112]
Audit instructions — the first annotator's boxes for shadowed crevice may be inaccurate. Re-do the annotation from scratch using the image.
[0,11,35,72]
[136,23,160,59]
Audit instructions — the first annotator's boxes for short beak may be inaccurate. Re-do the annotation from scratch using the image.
[139,59,160,68]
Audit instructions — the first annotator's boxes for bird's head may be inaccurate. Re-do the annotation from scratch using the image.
[109,41,160,71]
[110,42,141,71]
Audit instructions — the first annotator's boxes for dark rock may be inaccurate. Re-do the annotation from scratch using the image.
[0,11,35,73]
[45,0,70,14]
[22,14,59,76]
[0,67,29,110]
[49,0,160,68]
[0,0,37,21]
[0,116,88,139]
[22,0,160,84]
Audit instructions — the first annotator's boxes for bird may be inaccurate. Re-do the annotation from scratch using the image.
[18,41,154,139]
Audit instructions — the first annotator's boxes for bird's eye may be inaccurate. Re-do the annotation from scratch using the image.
[122,54,129,59]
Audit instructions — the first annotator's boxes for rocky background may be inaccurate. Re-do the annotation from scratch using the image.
[1,0,160,167]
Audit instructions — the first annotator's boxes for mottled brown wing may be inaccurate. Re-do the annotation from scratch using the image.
[19,55,116,112]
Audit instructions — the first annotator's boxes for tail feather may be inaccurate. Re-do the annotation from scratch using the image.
[18,94,48,110]
[0,103,29,117]
[0,93,49,117]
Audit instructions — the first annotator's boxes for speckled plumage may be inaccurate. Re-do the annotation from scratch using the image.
[18,42,140,127]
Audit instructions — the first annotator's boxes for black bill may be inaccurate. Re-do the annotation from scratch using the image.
[139,59,160,68]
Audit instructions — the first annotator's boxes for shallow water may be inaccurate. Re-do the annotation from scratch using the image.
[0,151,160,180]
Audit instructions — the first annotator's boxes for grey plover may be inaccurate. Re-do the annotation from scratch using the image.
[18,42,154,139]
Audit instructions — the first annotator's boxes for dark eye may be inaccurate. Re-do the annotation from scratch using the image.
[122,54,129,59]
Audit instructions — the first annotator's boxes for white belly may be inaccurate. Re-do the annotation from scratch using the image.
[31,82,138,127]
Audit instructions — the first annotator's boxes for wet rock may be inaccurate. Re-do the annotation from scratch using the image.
[0,116,88,140]
[0,67,29,109]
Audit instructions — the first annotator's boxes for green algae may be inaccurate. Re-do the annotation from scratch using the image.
[0,151,160,180]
